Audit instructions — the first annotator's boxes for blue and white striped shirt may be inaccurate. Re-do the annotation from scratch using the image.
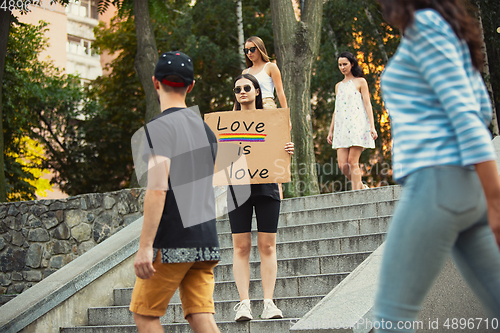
[381,9,495,182]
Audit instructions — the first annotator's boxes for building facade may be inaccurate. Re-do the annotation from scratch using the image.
[17,0,104,83]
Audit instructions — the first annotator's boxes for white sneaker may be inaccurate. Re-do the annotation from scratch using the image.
[234,299,253,321]
[363,184,369,189]
[261,299,283,319]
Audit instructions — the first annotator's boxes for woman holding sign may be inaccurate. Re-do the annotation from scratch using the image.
[327,52,377,190]
[242,36,287,110]
[230,74,294,322]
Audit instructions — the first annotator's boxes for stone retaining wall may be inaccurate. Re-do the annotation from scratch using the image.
[0,189,145,296]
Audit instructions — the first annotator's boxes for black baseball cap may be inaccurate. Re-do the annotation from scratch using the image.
[154,51,194,87]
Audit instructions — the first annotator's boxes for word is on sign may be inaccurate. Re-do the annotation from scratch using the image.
[204,108,291,185]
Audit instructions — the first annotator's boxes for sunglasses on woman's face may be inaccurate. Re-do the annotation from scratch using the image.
[243,47,257,54]
[233,84,253,94]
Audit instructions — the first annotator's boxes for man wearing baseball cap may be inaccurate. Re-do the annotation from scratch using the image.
[129,51,221,333]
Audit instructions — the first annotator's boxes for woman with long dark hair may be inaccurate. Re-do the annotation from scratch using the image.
[374,0,500,331]
[327,51,377,190]
[229,73,294,322]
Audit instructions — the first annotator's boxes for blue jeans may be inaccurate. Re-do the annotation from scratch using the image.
[374,166,500,332]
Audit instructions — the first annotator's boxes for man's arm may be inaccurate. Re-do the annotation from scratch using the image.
[134,156,170,279]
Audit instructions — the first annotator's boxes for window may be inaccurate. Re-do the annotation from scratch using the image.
[65,0,98,20]
[67,35,98,57]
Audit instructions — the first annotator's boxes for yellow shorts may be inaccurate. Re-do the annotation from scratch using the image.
[262,97,277,109]
[129,252,218,319]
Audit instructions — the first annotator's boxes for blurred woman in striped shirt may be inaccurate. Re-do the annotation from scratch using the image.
[373,0,500,331]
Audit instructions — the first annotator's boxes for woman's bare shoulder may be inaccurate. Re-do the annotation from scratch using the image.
[267,62,280,72]
[335,81,341,93]
[353,77,368,91]
[268,62,279,69]
[353,77,367,84]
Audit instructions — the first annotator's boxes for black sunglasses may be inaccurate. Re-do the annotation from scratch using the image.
[233,84,252,94]
[243,47,257,54]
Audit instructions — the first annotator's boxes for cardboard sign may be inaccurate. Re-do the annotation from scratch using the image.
[204,108,291,185]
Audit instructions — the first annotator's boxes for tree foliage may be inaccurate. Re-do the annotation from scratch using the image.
[55,0,274,196]
[474,0,500,130]
[270,0,323,197]
[0,1,72,202]
[2,21,83,200]
[5,0,497,199]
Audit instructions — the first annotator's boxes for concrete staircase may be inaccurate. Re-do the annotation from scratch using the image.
[60,186,399,333]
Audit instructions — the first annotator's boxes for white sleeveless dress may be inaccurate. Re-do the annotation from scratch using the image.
[332,80,375,149]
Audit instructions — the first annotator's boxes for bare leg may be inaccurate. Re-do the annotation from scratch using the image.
[337,148,351,180]
[348,146,364,190]
[133,313,163,333]
[257,232,278,300]
[187,313,221,333]
[232,233,252,300]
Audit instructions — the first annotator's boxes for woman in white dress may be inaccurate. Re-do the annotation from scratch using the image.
[327,52,377,190]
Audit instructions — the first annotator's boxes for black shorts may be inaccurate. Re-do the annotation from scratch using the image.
[228,196,281,234]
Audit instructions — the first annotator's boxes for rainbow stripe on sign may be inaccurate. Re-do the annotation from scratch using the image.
[219,133,267,142]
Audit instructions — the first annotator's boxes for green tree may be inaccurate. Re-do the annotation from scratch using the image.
[0,8,10,202]
[73,0,261,195]
[132,0,160,124]
[50,14,149,196]
[97,0,190,124]
[2,20,83,200]
[473,0,500,133]
[270,0,323,197]
[58,0,273,195]
[0,0,158,198]
[0,1,73,201]
[0,0,74,202]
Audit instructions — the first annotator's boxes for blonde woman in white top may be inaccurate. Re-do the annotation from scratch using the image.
[242,36,288,110]
[239,36,290,199]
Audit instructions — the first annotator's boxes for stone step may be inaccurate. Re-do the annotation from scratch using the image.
[219,185,399,215]
[219,232,386,264]
[211,273,346,301]
[279,186,399,213]
[215,200,396,233]
[60,187,401,333]
[217,215,392,247]
[86,295,322,326]
[113,270,348,309]
[62,318,297,333]
[114,251,372,306]
[212,251,372,282]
